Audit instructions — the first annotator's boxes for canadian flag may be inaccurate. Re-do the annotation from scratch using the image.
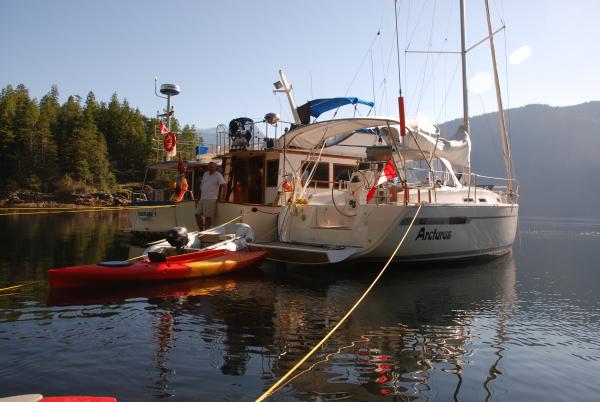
[159,121,169,134]
[366,159,397,202]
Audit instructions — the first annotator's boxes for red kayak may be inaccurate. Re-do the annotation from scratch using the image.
[47,249,266,289]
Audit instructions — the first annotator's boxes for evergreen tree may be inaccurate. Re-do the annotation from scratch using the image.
[55,95,84,180]
[36,85,61,189]
[0,84,200,193]
[0,85,18,189]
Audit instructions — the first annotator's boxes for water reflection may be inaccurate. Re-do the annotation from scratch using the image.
[269,256,517,401]
[36,255,516,401]
[4,213,599,401]
[0,211,130,283]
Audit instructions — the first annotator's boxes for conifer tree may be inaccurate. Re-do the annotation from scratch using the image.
[0,85,18,189]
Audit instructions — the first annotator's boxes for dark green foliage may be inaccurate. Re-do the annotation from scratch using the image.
[0,83,202,193]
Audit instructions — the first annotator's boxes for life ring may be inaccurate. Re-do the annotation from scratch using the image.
[163,133,176,152]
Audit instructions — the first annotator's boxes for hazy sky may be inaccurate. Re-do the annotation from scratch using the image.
[2,0,598,129]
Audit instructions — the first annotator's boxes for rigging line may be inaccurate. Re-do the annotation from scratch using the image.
[404,0,411,96]
[492,0,506,26]
[376,25,389,115]
[254,202,423,402]
[343,30,381,97]
[406,0,454,117]
[394,0,403,96]
[380,11,401,113]
[411,0,437,115]
[405,0,431,50]
[475,86,503,167]
[370,50,377,115]
[501,14,516,179]
[435,59,461,122]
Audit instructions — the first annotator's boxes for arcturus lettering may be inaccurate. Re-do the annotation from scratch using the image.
[415,227,452,241]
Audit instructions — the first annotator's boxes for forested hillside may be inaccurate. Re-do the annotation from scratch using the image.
[442,102,600,219]
[0,84,200,193]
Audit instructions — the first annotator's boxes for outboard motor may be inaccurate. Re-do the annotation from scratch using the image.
[228,117,254,150]
[166,226,189,254]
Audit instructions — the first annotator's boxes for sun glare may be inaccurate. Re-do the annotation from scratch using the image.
[468,72,492,94]
[509,45,533,65]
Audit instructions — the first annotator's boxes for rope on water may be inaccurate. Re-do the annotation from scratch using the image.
[0,204,178,217]
[0,280,44,296]
[255,202,423,402]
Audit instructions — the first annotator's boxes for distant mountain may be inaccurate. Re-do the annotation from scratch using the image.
[441,101,600,219]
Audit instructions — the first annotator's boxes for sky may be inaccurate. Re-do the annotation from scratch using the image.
[2,0,599,130]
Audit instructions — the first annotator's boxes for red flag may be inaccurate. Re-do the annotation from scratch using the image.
[159,121,169,134]
[367,159,397,202]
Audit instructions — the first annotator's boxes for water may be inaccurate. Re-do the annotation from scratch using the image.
[1,212,599,401]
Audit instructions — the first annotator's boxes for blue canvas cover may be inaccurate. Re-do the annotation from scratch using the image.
[297,97,374,123]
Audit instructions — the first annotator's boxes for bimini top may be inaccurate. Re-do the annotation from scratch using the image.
[277,116,471,168]
[296,97,374,124]
[278,117,399,149]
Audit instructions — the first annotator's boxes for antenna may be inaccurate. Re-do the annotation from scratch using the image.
[273,69,301,125]
[154,78,180,160]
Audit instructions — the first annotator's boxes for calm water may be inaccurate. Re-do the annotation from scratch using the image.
[1,212,599,401]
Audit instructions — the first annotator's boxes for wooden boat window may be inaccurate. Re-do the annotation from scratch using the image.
[333,164,353,183]
[266,159,279,187]
[301,162,330,188]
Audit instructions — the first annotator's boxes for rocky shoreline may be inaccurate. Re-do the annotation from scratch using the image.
[0,189,131,208]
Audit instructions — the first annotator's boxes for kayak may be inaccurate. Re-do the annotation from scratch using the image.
[47,249,266,289]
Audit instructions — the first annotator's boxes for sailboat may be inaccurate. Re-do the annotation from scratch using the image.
[249,0,519,264]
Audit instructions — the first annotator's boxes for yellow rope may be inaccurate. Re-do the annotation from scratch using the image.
[255,203,423,402]
[0,284,27,292]
[0,280,44,293]
[126,215,244,261]
[0,205,119,210]
[0,204,176,216]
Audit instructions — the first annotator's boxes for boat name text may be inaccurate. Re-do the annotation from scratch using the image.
[415,227,452,241]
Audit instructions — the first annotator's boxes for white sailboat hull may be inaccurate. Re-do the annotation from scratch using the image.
[277,195,518,263]
[362,204,518,261]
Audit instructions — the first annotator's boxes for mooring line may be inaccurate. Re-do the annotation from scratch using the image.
[255,202,423,402]
[0,280,44,294]
[126,215,244,261]
[0,204,177,216]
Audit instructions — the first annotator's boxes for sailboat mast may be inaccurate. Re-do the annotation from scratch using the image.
[484,0,513,194]
[459,0,470,134]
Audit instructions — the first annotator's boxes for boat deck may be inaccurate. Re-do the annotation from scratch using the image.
[247,242,361,265]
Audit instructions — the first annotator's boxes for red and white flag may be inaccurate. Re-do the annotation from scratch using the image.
[367,159,397,202]
[159,121,169,134]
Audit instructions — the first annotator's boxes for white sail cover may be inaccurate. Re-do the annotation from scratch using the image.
[382,119,471,168]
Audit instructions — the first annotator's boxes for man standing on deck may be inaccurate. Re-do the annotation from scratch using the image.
[196,162,225,230]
